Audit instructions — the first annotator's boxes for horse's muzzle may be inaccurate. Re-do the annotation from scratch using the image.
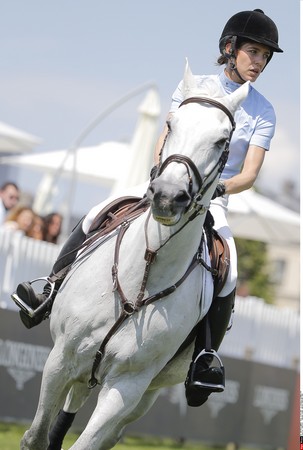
[146,179,192,226]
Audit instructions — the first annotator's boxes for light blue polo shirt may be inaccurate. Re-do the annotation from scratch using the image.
[169,70,276,180]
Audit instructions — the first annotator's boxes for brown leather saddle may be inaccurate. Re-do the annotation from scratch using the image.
[87,196,150,236]
[87,196,230,298]
[204,210,230,299]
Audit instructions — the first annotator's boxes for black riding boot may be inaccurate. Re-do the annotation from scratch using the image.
[12,218,86,329]
[185,287,236,407]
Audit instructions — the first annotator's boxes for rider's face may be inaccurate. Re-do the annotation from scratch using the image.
[225,41,271,84]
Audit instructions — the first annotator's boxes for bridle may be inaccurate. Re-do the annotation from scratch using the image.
[157,96,236,213]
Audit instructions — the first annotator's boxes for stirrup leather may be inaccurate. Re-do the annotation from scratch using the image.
[191,349,225,392]
[11,277,55,318]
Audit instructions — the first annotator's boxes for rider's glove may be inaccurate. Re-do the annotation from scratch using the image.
[212,180,226,200]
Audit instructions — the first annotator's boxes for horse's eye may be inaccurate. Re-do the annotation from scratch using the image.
[216,138,227,148]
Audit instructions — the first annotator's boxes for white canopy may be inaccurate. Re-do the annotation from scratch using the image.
[0,121,41,153]
[0,88,160,222]
[228,189,300,245]
[0,141,130,186]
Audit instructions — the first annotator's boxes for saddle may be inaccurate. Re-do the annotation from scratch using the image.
[203,210,230,299]
[87,195,150,236]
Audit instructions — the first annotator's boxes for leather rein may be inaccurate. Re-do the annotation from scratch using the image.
[88,97,236,388]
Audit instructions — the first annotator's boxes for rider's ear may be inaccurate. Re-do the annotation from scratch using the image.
[225,42,232,55]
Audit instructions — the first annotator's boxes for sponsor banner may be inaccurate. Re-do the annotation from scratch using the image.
[0,309,297,447]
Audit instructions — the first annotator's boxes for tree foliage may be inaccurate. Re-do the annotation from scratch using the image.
[235,237,274,303]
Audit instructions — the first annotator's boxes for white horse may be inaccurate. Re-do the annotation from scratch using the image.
[21,62,249,450]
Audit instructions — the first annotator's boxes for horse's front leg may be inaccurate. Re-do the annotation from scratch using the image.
[69,374,154,450]
[20,345,71,450]
[48,382,93,450]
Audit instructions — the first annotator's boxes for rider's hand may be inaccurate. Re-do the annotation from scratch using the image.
[212,180,226,199]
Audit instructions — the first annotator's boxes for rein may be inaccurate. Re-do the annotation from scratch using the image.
[88,97,236,388]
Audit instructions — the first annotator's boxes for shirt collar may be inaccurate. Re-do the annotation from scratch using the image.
[219,70,243,94]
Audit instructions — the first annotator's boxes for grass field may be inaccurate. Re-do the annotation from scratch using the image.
[0,422,251,449]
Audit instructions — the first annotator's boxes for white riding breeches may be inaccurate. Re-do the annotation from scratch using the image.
[209,195,237,297]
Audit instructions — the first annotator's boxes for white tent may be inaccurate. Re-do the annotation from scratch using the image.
[110,88,160,194]
[227,189,300,245]
[0,141,130,186]
[0,88,160,224]
[0,121,41,153]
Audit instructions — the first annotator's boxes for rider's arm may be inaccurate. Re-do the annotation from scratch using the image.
[223,145,266,194]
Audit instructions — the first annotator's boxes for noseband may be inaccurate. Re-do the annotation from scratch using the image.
[157,97,236,212]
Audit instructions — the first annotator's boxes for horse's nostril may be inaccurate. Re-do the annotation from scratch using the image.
[175,191,191,205]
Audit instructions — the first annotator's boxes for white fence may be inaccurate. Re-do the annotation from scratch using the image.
[221,295,299,370]
[0,229,60,310]
[0,228,299,370]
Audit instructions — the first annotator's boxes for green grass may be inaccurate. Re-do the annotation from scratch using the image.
[0,422,249,449]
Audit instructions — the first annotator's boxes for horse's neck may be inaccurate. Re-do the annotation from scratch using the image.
[123,209,207,273]
[152,211,205,249]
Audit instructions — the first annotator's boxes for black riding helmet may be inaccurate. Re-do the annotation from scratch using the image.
[219,9,283,66]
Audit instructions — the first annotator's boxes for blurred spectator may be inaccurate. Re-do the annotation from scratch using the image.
[0,182,20,223]
[2,205,35,235]
[27,214,46,240]
[43,212,63,244]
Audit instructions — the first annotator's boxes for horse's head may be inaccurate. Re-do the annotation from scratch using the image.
[147,60,250,226]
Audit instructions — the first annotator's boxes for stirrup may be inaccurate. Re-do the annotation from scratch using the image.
[191,349,225,392]
[11,277,55,318]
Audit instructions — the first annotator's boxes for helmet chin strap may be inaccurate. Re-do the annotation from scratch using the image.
[229,59,246,83]
[224,36,246,84]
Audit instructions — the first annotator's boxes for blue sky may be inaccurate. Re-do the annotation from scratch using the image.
[0,0,299,214]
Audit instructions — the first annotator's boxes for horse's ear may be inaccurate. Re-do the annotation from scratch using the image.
[227,81,250,112]
[182,58,197,98]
